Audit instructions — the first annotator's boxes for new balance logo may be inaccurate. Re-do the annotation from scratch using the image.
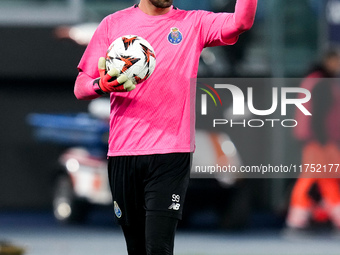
[168,203,181,211]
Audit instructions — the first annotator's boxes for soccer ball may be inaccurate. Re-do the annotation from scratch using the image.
[105,35,156,84]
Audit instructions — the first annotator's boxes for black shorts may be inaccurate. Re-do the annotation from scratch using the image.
[108,153,192,225]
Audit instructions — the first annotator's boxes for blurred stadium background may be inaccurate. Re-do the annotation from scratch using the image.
[1,0,340,254]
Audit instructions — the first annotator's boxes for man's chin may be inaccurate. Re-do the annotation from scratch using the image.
[150,0,173,9]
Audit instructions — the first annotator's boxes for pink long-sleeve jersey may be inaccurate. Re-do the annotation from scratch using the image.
[76,3,256,156]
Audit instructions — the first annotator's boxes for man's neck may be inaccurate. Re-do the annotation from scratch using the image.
[138,1,172,16]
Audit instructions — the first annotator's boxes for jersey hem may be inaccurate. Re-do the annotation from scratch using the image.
[107,147,193,156]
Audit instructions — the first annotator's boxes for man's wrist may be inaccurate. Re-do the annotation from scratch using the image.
[93,78,108,95]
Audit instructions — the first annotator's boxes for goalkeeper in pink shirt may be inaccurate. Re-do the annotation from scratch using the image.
[74,0,257,254]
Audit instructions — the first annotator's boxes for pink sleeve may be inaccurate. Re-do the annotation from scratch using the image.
[74,72,102,100]
[199,11,236,47]
[74,17,110,100]
[200,0,257,47]
[221,0,257,43]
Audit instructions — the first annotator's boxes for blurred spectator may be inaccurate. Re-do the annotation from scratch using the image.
[285,49,340,235]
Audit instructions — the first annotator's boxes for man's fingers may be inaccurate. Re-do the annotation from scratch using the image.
[98,57,106,70]
[98,57,136,93]
[105,74,128,87]
[111,80,135,92]
[123,80,136,91]
[116,74,128,84]
[107,68,120,78]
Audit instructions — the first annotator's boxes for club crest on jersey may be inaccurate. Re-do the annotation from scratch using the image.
[114,201,122,218]
[168,27,183,45]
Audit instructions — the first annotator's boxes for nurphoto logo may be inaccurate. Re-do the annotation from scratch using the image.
[198,82,312,128]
